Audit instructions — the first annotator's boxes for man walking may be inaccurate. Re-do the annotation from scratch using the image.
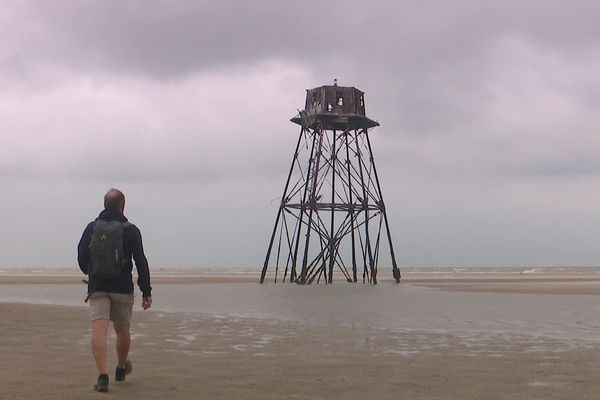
[77,188,152,392]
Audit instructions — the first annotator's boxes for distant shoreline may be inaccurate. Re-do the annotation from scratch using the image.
[3,266,600,295]
[0,274,260,284]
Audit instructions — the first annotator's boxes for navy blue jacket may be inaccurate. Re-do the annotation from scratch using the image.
[78,210,152,298]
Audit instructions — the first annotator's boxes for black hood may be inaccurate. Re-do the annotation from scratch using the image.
[96,209,128,223]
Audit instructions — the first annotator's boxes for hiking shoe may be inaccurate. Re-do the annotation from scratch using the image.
[94,374,109,392]
[115,360,132,382]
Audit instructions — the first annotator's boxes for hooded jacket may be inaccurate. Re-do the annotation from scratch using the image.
[78,209,152,298]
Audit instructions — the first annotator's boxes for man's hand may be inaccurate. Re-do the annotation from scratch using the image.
[142,296,152,310]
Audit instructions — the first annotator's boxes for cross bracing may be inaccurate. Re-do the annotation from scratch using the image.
[261,121,400,284]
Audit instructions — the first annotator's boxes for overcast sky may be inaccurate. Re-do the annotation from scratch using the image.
[2,0,600,269]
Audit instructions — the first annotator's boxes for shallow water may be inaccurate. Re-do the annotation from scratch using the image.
[1,282,600,341]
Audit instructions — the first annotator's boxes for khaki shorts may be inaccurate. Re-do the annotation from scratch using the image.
[89,291,134,325]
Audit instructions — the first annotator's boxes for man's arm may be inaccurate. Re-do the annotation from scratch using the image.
[77,222,94,274]
[129,225,152,299]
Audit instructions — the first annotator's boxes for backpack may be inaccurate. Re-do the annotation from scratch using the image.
[89,220,131,279]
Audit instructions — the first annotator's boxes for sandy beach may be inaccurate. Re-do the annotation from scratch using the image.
[3,269,600,399]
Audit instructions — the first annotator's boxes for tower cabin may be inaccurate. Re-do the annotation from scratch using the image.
[291,84,379,131]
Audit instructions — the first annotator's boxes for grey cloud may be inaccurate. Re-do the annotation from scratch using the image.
[5,0,599,139]
[5,1,598,78]
[2,0,600,268]
[496,160,600,178]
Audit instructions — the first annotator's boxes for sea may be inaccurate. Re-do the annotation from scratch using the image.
[2,266,600,342]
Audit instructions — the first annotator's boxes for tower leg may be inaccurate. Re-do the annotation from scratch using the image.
[365,132,401,283]
[345,131,358,283]
[354,129,376,284]
[328,130,337,284]
[261,128,305,284]
[291,127,319,283]
[299,127,325,284]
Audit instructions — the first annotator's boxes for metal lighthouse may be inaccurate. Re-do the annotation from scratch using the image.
[260,81,401,284]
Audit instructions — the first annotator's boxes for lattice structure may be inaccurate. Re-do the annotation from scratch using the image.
[260,83,400,284]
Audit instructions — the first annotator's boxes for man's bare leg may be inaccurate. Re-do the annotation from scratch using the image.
[91,319,109,374]
[114,323,130,368]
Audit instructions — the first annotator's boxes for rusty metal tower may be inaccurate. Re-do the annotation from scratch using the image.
[260,82,401,284]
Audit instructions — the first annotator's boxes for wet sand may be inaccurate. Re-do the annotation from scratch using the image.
[2,301,600,400]
[3,274,600,399]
